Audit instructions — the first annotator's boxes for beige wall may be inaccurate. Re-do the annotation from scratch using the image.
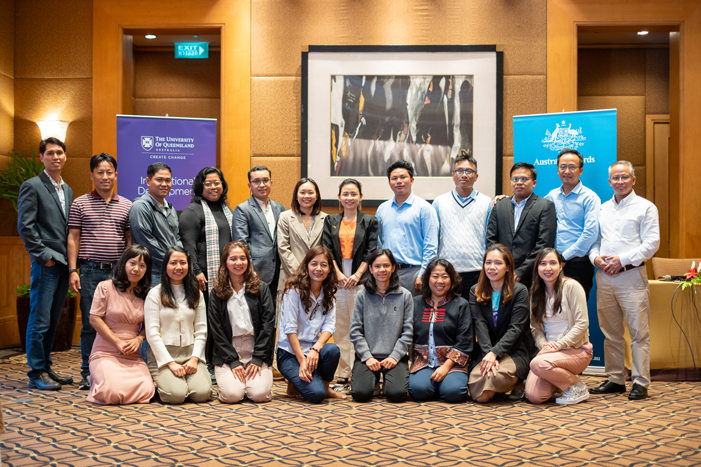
[0,0,14,160]
[578,48,670,199]
[251,0,549,205]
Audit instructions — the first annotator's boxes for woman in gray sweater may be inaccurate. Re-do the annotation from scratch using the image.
[349,249,413,402]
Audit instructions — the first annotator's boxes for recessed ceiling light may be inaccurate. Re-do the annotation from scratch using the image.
[637,30,649,35]
[145,34,157,39]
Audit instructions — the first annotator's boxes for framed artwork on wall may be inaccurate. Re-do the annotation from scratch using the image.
[302,45,503,205]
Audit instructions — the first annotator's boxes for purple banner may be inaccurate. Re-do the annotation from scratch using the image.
[116,115,217,210]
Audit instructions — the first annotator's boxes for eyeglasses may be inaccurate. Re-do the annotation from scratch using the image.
[511,177,531,183]
[558,164,580,171]
[203,181,222,188]
[251,178,271,186]
[610,175,632,182]
[309,301,321,320]
[453,168,477,176]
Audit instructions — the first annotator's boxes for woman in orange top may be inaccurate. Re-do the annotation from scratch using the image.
[322,179,378,391]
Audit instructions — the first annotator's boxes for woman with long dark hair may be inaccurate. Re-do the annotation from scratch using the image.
[276,245,347,403]
[525,248,592,405]
[87,245,154,405]
[322,178,378,391]
[348,249,412,402]
[208,242,276,403]
[144,246,211,404]
[276,178,327,295]
[409,258,473,403]
[468,244,536,403]
[179,166,233,380]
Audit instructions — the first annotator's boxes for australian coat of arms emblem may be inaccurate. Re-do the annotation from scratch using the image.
[542,121,586,152]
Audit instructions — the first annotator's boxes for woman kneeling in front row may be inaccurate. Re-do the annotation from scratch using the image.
[349,249,413,403]
[525,248,592,405]
[145,246,212,404]
[468,244,536,403]
[410,258,473,403]
[277,246,348,403]
[209,242,276,403]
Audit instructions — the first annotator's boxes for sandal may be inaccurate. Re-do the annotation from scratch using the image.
[336,377,350,385]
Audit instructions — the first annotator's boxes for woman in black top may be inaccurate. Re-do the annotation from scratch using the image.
[179,167,234,379]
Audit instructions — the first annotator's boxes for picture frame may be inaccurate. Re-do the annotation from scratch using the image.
[302,45,503,206]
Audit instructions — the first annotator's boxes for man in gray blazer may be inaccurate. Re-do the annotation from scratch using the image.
[233,166,286,298]
[18,137,74,391]
[486,162,557,289]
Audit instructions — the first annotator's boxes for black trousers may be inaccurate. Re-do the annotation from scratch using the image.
[563,257,595,300]
[459,271,481,300]
[351,355,409,403]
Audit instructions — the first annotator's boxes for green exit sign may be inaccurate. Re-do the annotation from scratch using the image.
[175,42,209,59]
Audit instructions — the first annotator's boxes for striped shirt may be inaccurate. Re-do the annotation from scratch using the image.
[68,191,131,262]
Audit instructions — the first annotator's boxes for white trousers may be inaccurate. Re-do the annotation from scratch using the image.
[215,335,273,403]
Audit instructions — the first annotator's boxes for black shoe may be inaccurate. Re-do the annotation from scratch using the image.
[47,370,73,385]
[628,383,649,400]
[506,388,525,401]
[590,380,626,394]
[78,376,91,390]
[29,373,61,391]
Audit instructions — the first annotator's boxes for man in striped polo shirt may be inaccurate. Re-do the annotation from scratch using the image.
[432,150,492,299]
[67,153,132,390]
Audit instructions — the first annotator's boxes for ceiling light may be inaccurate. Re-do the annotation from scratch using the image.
[637,30,649,35]
[145,34,157,39]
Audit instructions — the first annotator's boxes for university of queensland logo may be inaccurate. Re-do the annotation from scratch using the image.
[141,136,154,151]
[541,120,586,152]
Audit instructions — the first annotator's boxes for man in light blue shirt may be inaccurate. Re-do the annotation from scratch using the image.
[545,148,601,299]
[376,160,438,296]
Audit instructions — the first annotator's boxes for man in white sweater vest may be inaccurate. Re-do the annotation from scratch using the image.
[433,150,492,298]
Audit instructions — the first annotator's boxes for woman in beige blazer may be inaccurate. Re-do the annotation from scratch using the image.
[525,248,592,406]
[276,178,328,294]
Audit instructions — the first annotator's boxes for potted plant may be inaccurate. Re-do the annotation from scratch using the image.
[0,149,45,229]
[16,284,78,353]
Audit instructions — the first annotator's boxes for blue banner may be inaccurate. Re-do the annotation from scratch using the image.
[513,109,617,371]
[117,115,217,210]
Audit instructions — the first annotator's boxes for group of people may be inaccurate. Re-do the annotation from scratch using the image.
[17,136,660,406]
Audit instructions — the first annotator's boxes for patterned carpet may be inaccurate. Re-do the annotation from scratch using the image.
[1,349,701,466]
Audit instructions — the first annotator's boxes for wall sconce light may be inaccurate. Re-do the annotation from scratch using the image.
[36,121,71,142]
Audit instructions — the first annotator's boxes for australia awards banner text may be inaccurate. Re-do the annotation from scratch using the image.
[117,115,217,210]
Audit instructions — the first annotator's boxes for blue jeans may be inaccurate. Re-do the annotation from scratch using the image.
[409,367,469,403]
[277,344,340,404]
[78,266,112,379]
[26,261,69,379]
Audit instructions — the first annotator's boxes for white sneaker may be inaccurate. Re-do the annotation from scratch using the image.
[556,382,589,405]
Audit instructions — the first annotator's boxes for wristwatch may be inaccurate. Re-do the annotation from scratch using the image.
[69,268,78,274]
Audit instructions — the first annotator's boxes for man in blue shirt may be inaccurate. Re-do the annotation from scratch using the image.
[376,160,438,296]
[545,148,601,299]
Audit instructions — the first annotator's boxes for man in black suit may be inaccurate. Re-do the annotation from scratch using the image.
[487,162,557,288]
[18,137,74,390]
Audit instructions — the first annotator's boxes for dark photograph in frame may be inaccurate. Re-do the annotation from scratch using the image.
[303,45,502,205]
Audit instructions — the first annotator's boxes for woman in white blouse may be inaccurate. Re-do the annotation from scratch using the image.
[208,242,276,403]
[277,245,347,403]
[145,246,211,404]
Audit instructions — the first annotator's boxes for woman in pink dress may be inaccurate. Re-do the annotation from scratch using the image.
[87,245,155,405]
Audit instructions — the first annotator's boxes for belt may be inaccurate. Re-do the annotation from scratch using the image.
[617,262,644,274]
[395,262,418,270]
[79,259,116,270]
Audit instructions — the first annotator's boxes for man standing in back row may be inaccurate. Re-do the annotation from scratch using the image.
[545,148,601,299]
[376,160,438,296]
[487,162,557,289]
[18,137,74,390]
[433,149,492,298]
[589,161,659,401]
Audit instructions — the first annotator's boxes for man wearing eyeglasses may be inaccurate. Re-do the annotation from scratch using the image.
[486,162,557,289]
[433,150,492,297]
[233,166,286,300]
[544,148,601,299]
[588,161,659,401]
